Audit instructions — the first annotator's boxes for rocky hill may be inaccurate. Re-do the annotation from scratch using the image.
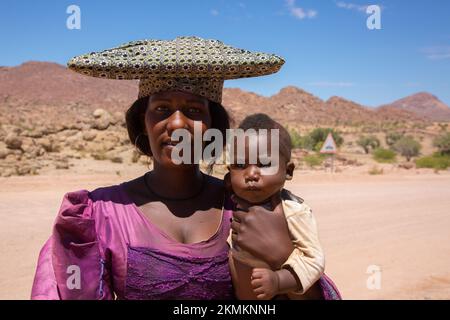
[379,92,450,122]
[1,61,440,128]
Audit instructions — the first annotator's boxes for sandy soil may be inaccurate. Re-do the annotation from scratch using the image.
[0,159,449,300]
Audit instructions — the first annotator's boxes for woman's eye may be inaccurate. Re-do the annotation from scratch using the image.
[155,105,169,112]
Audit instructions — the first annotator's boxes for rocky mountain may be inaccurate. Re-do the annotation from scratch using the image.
[0,61,446,177]
[0,61,444,129]
[223,86,426,126]
[0,61,138,129]
[379,92,450,122]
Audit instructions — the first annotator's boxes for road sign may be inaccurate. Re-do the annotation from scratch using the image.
[320,133,337,154]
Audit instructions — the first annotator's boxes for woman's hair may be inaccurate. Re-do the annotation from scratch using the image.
[125,95,230,158]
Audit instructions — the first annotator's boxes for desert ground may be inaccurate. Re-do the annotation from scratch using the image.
[0,158,449,300]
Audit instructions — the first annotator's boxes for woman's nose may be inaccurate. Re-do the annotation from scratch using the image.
[166,110,189,135]
[245,166,260,182]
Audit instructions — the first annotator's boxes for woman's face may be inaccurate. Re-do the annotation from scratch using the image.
[144,90,212,168]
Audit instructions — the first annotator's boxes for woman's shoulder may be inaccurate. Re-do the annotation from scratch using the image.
[61,183,123,203]
[58,181,132,218]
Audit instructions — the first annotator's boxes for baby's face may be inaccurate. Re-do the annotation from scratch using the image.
[228,134,291,205]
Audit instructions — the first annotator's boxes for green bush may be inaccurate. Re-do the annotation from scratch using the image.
[415,154,450,170]
[393,136,421,161]
[433,133,450,156]
[288,127,343,151]
[289,129,302,149]
[303,154,324,168]
[308,128,343,152]
[385,132,403,147]
[373,148,396,163]
[357,135,380,154]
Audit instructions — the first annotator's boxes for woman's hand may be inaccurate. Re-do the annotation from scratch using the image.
[230,193,295,270]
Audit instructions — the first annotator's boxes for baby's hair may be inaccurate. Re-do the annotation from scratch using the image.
[238,113,292,162]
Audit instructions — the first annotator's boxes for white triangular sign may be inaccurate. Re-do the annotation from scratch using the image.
[320,133,337,154]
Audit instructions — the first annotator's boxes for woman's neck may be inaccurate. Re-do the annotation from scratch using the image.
[147,163,204,200]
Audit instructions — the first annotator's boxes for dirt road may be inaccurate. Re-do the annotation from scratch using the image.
[1,162,449,299]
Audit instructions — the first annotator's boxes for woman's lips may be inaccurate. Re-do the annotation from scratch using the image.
[161,141,180,148]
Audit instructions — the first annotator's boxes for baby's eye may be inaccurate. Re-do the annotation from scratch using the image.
[187,107,201,114]
[258,162,272,168]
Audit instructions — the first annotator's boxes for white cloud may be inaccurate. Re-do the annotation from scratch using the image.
[336,1,369,12]
[422,46,450,60]
[286,0,317,20]
[210,9,219,16]
[308,82,355,88]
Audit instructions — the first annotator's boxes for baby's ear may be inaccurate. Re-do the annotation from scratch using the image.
[285,161,295,180]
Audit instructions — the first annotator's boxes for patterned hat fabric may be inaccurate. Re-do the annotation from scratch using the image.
[67,36,285,103]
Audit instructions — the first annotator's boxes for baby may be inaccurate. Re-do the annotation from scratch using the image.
[226,113,325,300]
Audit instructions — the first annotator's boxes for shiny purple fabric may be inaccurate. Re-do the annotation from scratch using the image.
[30,182,341,300]
[125,247,233,300]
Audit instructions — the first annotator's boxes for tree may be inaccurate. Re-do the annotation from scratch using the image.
[385,132,403,148]
[356,135,380,154]
[433,133,450,156]
[289,129,304,149]
[308,128,343,152]
[393,136,421,161]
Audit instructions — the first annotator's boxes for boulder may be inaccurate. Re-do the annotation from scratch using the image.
[55,161,70,169]
[93,108,109,119]
[82,130,97,142]
[5,133,23,150]
[0,147,11,159]
[399,162,415,170]
[93,117,111,130]
[38,138,54,152]
[112,111,125,125]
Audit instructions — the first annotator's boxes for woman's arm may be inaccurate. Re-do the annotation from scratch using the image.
[31,190,114,300]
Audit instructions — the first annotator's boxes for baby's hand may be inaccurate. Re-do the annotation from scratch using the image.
[251,268,279,300]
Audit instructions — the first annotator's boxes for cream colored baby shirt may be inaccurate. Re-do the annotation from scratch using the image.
[227,198,325,295]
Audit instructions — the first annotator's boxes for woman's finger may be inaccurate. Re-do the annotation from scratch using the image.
[230,220,240,233]
[232,209,246,223]
[231,233,237,244]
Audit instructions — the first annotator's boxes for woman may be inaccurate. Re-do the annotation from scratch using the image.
[31,36,341,300]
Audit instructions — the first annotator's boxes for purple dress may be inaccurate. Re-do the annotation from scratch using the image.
[31,183,341,300]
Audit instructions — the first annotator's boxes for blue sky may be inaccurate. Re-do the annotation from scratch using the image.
[1,0,449,107]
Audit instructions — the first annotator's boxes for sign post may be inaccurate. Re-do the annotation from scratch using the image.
[319,132,337,173]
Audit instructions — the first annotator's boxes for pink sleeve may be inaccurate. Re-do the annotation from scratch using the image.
[31,190,113,300]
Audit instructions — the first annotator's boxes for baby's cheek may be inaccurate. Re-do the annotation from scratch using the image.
[229,172,244,189]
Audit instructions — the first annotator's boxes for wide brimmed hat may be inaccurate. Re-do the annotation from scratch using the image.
[67,36,285,104]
